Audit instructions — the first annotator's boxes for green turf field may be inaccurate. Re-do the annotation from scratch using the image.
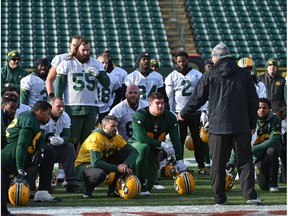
[17,168,286,208]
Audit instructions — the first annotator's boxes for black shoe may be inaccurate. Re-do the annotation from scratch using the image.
[139,182,150,196]
[65,184,83,193]
[82,184,93,198]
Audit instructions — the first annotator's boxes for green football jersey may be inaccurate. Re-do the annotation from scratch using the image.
[130,107,182,160]
[1,110,45,171]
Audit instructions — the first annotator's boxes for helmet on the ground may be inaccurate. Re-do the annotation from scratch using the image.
[8,176,30,206]
[225,172,235,192]
[116,174,141,199]
[237,57,254,68]
[165,163,178,178]
[200,126,209,143]
[104,172,116,185]
[184,133,194,151]
[174,171,195,195]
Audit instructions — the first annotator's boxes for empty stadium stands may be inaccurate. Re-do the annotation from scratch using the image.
[1,0,172,69]
[1,0,286,71]
[186,0,287,68]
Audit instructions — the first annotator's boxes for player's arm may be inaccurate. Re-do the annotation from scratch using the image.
[164,77,174,111]
[90,150,118,173]
[97,71,110,89]
[20,89,30,105]
[46,66,57,96]
[54,74,67,97]
[15,128,35,170]
[252,117,282,157]
[168,117,183,160]
[120,144,139,168]
[60,128,71,144]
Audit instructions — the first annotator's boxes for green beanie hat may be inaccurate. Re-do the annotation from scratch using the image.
[266,57,278,67]
[7,50,21,62]
[150,59,159,68]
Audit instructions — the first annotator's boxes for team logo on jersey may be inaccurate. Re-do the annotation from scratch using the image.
[275,81,281,86]
[153,124,158,132]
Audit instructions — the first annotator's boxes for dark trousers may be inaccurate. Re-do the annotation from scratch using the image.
[1,147,55,214]
[255,147,281,189]
[178,112,205,168]
[82,150,129,192]
[209,132,257,204]
[52,143,77,185]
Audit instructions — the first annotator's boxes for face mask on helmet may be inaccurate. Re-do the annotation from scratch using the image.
[184,133,194,151]
[116,174,141,199]
[8,176,30,206]
[174,171,196,195]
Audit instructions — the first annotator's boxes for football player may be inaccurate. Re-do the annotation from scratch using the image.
[165,51,209,175]
[75,115,138,198]
[97,55,121,125]
[20,58,49,107]
[124,52,166,101]
[109,84,148,141]
[55,37,110,154]
[2,101,61,216]
[45,35,82,100]
[130,92,186,196]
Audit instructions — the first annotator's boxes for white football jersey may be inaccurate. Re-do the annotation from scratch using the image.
[43,111,71,136]
[165,69,202,112]
[109,99,148,141]
[51,53,70,68]
[110,66,128,85]
[15,103,31,117]
[98,72,121,113]
[125,70,163,101]
[56,57,105,106]
[255,81,266,98]
[20,73,47,107]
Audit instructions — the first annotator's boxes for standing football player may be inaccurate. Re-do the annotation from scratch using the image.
[55,37,110,154]
[46,35,82,100]
[165,51,209,175]
[124,52,166,101]
[20,58,50,107]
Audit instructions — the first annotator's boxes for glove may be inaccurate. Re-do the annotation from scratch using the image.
[17,169,27,177]
[200,111,208,126]
[203,121,209,131]
[87,68,99,77]
[50,135,64,146]
[31,148,44,166]
[176,160,187,172]
[161,142,175,158]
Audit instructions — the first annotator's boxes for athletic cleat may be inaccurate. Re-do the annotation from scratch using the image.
[34,190,62,202]
[198,167,210,175]
[139,183,151,196]
[82,184,93,198]
[247,197,263,205]
[269,187,279,192]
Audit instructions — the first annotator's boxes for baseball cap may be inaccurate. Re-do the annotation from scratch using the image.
[7,50,21,62]
[266,57,278,67]
[150,59,159,68]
